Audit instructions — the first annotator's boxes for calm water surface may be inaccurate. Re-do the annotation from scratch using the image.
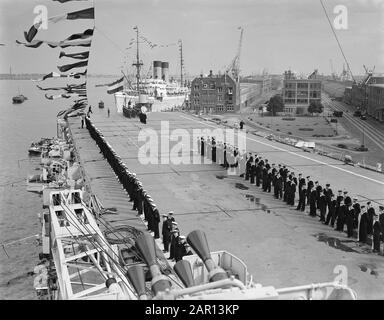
[0,78,113,299]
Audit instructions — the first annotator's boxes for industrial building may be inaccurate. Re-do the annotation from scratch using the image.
[282,70,322,114]
[189,71,240,113]
[367,84,384,122]
[343,73,384,122]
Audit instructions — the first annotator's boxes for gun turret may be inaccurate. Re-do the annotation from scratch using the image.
[174,260,195,288]
[187,230,228,282]
[126,265,147,300]
[135,233,171,295]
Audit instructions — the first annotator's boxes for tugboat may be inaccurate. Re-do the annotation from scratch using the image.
[12,94,28,104]
[98,100,104,108]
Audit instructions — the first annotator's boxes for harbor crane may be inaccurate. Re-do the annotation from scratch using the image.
[308,69,318,79]
[226,27,243,82]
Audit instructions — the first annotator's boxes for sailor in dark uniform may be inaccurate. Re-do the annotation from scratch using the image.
[250,160,256,184]
[256,161,262,187]
[169,225,179,261]
[357,206,368,243]
[212,138,216,162]
[372,214,381,253]
[325,194,336,225]
[200,137,205,157]
[345,197,355,238]
[245,153,253,181]
[309,187,317,216]
[298,174,305,194]
[352,197,360,229]
[284,179,291,203]
[336,195,350,232]
[271,164,277,175]
[161,214,171,252]
[324,184,333,215]
[223,143,228,168]
[174,235,187,262]
[296,185,306,211]
[379,206,384,241]
[306,176,313,205]
[262,165,268,191]
[332,190,344,228]
[152,205,160,239]
[291,173,298,189]
[367,202,375,235]
[266,169,272,193]
[319,190,327,222]
[315,181,322,209]
[290,181,297,206]
[273,173,279,199]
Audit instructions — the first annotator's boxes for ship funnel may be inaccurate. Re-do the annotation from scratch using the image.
[174,260,195,288]
[126,265,147,300]
[187,230,228,282]
[161,62,169,82]
[135,233,171,295]
[153,61,162,79]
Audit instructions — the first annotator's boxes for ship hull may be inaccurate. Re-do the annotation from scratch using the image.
[115,92,187,113]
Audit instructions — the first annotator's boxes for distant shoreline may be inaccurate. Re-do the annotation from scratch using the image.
[0,74,120,80]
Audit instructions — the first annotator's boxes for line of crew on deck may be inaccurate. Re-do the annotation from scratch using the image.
[86,117,193,262]
[197,136,384,255]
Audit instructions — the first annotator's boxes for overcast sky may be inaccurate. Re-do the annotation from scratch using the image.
[0,0,383,77]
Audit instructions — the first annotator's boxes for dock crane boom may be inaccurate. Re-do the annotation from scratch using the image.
[226,27,243,81]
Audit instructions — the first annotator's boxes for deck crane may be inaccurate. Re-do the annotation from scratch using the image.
[226,27,243,82]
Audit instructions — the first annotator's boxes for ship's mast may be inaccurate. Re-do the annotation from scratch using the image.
[179,39,184,87]
[132,26,143,93]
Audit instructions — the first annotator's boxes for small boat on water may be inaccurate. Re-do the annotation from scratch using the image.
[28,145,42,155]
[28,138,54,156]
[12,94,28,104]
[98,100,104,108]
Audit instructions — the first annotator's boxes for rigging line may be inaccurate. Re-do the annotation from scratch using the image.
[94,26,125,55]
[319,0,355,82]
[62,219,107,281]
[78,195,151,265]
[71,241,86,290]
[58,201,136,292]
[60,205,132,288]
[80,196,183,286]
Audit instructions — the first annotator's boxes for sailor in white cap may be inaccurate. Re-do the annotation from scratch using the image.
[175,235,187,262]
[167,211,175,222]
[169,226,179,261]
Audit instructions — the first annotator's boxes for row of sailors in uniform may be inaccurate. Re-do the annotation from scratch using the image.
[197,135,384,254]
[161,211,193,262]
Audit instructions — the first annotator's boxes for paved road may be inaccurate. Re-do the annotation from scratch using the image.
[86,108,384,299]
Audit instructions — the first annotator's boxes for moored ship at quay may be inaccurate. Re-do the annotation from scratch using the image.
[114,61,189,113]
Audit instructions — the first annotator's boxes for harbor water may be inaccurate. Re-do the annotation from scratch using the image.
[0,78,114,299]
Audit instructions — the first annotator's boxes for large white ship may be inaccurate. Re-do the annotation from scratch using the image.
[115,60,189,113]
